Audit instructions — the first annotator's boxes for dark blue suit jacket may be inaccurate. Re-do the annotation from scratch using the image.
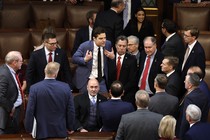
[25,79,75,139]
[184,122,210,140]
[178,88,209,138]
[72,26,89,55]
[138,50,164,93]
[98,99,134,131]
[72,40,112,89]
[181,41,206,81]
[26,47,72,91]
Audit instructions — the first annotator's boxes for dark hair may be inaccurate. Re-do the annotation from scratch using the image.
[115,35,128,44]
[184,25,199,39]
[92,26,106,38]
[162,19,177,33]
[155,74,168,89]
[187,73,200,87]
[42,26,56,40]
[43,33,56,41]
[134,6,146,18]
[86,10,97,23]
[164,56,179,69]
[110,81,124,97]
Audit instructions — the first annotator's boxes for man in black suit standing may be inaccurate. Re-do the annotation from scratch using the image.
[72,10,97,55]
[148,74,179,116]
[138,36,164,95]
[178,73,209,138]
[161,19,185,73]
[94,0,125,47]
[161,56,182,98]
[0,51,23,134]
[108,35,138,107]
[73,78,107,132]
[26,33,72,91]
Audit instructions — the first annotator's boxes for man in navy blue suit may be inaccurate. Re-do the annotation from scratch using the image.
[25,62,75,140]
[98,80,134,132]
[72,10,97,55]
[184,104,210,140]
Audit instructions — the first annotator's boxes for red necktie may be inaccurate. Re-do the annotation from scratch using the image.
[48,52,52,63]
[140,56,151,90]
[116,56,121,80]
[15,73,25,109]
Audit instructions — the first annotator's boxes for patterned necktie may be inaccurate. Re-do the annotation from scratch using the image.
[140,56,151,90]
[182,46,190,70]
[116,56,121,80]
[92,96,96,104]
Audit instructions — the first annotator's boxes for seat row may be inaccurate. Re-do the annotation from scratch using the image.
[0,1,103,29]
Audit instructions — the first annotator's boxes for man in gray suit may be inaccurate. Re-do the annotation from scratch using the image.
[148,74,179,116]
[0,51,23,134]
[116,90,163,140]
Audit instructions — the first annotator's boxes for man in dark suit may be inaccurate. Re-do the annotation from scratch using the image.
[178,73,209,138]
[161,19,185,73]
[0,51,23,134]
[26,33,72,92]
[161,56,182,98]
[72,10,97,55]
[72,27,114,93]
[25,62,75,140]
[116,90,163,140]
[98,80,134,132]
[73,78,107,132]
[181,25,206,82]
[108,35,138,107]
[184,104,210,140]
[138,36,164,95]
[148,74,178,116]
[94,0,125,47]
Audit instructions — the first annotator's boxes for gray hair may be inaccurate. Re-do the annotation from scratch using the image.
[127,35,139,45]
[135,90,150,108]
[45,62,60,76]
[186,104,201,122]
[5,51,22,64]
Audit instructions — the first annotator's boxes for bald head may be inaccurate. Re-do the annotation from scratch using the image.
[5,51,23,71]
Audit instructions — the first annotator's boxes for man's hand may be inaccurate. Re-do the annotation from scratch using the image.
[104,48,115,59]
[10,107,15,117]
[84,50,93,62]
[80,128,88,132]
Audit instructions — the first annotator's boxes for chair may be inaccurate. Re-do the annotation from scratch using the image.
[0,2,31,29]
[173,3,210,31]
[198,31,210,63]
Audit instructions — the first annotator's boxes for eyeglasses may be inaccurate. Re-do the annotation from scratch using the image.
[46,42,58,46]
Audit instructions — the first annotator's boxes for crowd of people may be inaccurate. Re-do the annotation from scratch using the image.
[0,0,210,140]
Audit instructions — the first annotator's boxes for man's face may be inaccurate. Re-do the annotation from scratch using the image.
[14,55,23,71]
[87,79,100,96]
[161,59,172,74]
[127,39,138,54]
[184,75,191,90]
[44,38,57,52]
[93,33,106,47]
[116,40,127,56]
[183,30,195,45]
[144,39,156,56]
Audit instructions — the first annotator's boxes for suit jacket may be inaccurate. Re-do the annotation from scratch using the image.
[161,33,185,73]
[148,92,179,116]
[72,40,112,89]
[25,79,75,139]
[94,9,123,46]
[73,93,107,131]
[199,80,210,108]
[178,88,209,138]
[116,109,163,140]
[184,122,210,140]
[0,64,18,129]
[72,26,89,55]
[124,19,154,48]
[166,71,182,98]
[181,41,206,81]
[98,99,134,132]
[26,47,72,91]
[108,53,138,105]
[138,50,164,93]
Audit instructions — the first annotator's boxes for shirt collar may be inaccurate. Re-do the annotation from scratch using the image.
[166,32,176,42]
[166,70,175,77]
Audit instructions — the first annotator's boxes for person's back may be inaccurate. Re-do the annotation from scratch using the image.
[116,90,163,140]
[25,62,75,139]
